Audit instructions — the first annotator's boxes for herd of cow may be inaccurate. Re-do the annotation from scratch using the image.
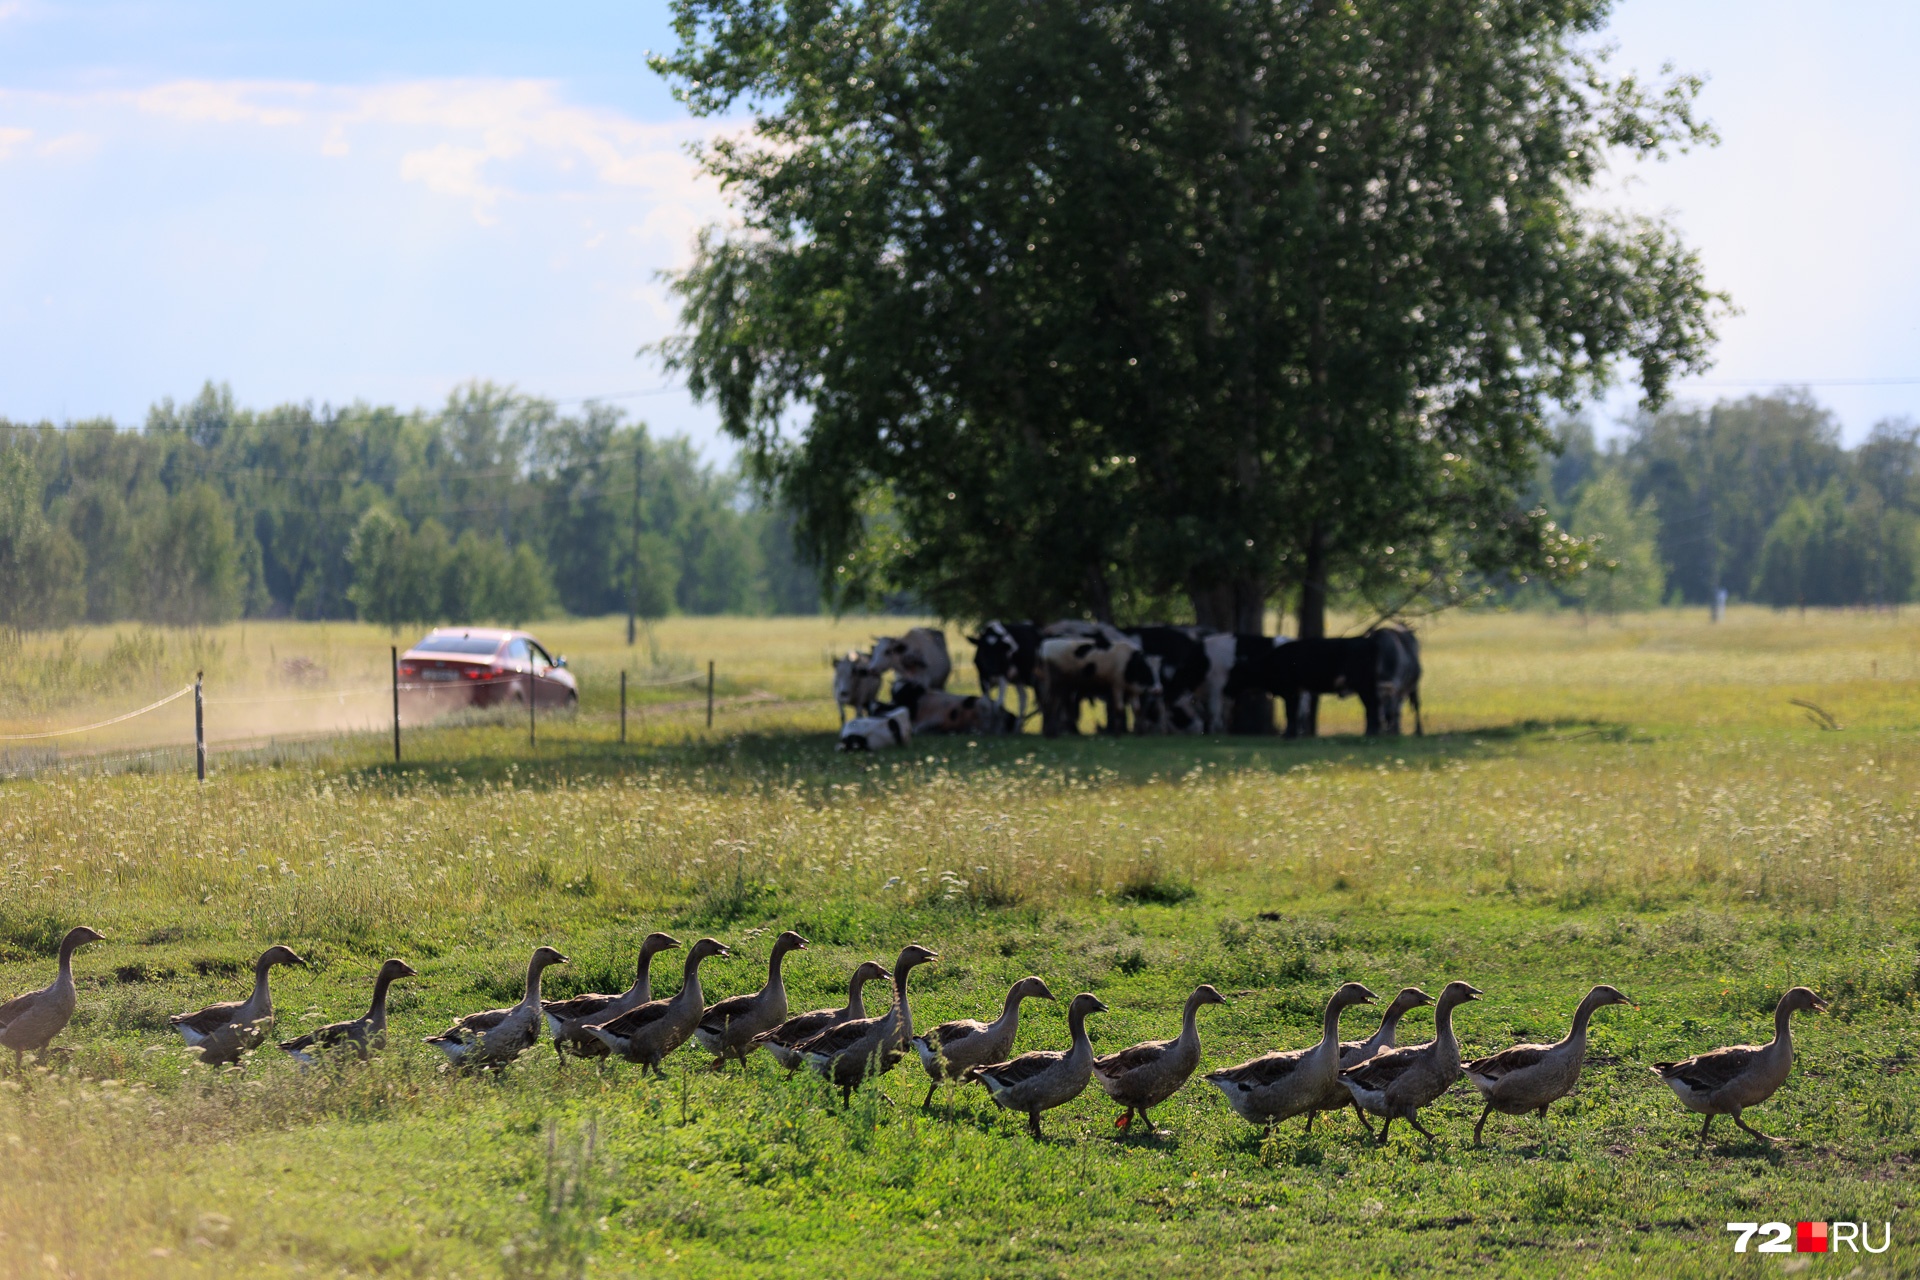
[833,621,1423,749]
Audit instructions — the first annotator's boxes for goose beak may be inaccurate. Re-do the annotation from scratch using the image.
[1812,995,1829,1013]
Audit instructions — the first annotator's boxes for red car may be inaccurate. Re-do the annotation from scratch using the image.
[397,628,578,711]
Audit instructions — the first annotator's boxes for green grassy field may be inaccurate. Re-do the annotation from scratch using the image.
[3,608,1919,1278]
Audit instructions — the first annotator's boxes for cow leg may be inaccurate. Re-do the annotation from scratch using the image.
[1410,688,1423,736]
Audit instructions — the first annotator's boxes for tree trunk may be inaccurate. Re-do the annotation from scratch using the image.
[1191,574,1274,735]
[1293,523,1330,736]
[1083,565,1115,625]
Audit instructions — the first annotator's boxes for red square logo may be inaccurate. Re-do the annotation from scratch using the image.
[1797,1222,1828,1253]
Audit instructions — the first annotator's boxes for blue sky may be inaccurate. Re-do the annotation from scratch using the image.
[2,1,1916,453]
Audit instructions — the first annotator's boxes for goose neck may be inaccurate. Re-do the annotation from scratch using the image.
[247,960,275,1012]
[1772,999,1796,1047]
[764,944,791,993]
[844,973,872,1017]
[522,958,549,1006]
[1319,996,1349,1050]
[992,986,1028,1034]
[1178,993,1206,1049]
[1567,992,1607,1043]
[1066,1005,1095,1055]
[1433,999,1461,1050]
[368,970,397,1021]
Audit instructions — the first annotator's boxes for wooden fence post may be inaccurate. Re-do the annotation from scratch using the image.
[391,646,401,764]
[529,667,537,747]
[620,670,628,744]
[706,661,715,729]
[194,670,206,781]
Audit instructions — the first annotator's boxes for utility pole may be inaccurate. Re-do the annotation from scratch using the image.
[627,439,643,646]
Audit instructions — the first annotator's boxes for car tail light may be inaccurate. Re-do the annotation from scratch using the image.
[463,665,496,680]
[397,664,418,676]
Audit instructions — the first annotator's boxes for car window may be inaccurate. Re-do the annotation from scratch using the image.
[413,633,502,655]
[505,638,531,664]
[530,643,551,674]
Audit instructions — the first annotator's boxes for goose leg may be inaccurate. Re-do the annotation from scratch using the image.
[1731,1111,1776,1144]
[1304,1110,1315,1135]
[1407,1113,1439,1143]
[841,1085,853,1107]
[1027,1111,1043,1139]
[1376,1116,1393,1146]
[1473,1105,1494,1147]
[922,1081,939,1110]
[1697,1113,1714,1142]
[1138,1107,1154,1135]
[1350,1103,1374,1138]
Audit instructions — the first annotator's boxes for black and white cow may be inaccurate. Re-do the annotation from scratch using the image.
[831,651,883,726]
[1225,629,1419,737]
[1125,626,1216,733]
[1036,633,1158,737]
[870,628,952,692]
[883,680,1019,736]
[967,620,1042,725]
[1193,632,1288,734]
[837,706,913,751]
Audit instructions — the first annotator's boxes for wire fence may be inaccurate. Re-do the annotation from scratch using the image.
[0,662,741,782]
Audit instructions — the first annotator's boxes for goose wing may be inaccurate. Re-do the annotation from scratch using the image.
[1206,1048,1308,1087]
[542,993,620,1022]
[799,1015,883,1058]
[170,999,245,1036]
[0,988,43,1027]
[698,993,760,1034]
[760,1007,835,1046]
[428,1008,509,1041]
[971,1050,1063,1088]
[280,1018,357,1053]
[1094,1038,1172,1079]
[1652,1045,1760,1093]
[920,1019,987,1049]
[595,999,674,1038]
[1341,1043,1420,1091]
[1464,1044,1550,1084]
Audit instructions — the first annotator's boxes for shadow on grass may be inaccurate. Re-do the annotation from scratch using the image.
[334,714,1640,794]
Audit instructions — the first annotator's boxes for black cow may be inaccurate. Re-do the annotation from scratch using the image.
[1227,628,1422,737]
[1373,627,1423,735]
[968,620,1042,724]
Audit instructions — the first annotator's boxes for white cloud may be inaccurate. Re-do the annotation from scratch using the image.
[0,126,29,159]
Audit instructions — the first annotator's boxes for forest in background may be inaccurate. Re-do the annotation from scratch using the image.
[0,384,1916,632]
[1533,391,1920,614]
[0,381,821,630]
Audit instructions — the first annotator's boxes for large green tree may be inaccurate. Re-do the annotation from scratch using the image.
[658,0,1722,630]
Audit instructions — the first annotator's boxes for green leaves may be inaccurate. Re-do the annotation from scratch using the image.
[660,0,1726,624]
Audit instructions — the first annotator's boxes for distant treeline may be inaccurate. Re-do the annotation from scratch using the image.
[1530,392,1920,612]
[0,382,821,630]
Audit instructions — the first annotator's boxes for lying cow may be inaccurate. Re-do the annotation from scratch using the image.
[1226,629,1417,737]
[831,651,883,726]
[884,681,1018,736]
[968,620,1042,725]
[837,707,913,751]
[1036,634,1158,736]
[871,627,952,691]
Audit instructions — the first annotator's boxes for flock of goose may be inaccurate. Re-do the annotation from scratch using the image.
[5,925,1826,1146]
